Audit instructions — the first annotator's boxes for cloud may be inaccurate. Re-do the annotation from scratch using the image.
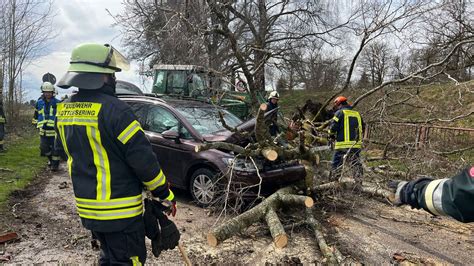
[22,0,148,100]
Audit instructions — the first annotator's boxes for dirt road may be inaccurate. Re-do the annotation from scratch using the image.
[1,164,472,264]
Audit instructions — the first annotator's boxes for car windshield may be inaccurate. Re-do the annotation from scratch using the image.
[175,106,242,135]
[116,81,143,95]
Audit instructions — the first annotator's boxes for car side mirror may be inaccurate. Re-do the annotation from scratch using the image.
[162,130,180,143]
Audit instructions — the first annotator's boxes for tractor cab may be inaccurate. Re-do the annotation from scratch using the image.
[151,64,253,119]
[152,65,208,97]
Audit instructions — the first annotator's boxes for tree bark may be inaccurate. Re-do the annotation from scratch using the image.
[265,208,288,248]
[305,207,341,264]
[207,186,313,248]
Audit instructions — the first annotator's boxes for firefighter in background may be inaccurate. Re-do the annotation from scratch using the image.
[33,82,61,171]
[328,96,364,183]
[266,91,280,136]
[0,102,6,152]
[56,43,179,264]
[389,165,474,223]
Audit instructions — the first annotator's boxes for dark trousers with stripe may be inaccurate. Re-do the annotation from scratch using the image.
[0,123,4,149]
[92,225,147,266]
[40,136,60,167]
[332,148,363,181]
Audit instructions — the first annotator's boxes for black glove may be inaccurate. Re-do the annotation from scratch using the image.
[388,178,433,208]
[144,199,180,256]
[144,199,160,240]
[156,211,180,250]
[144,199,163,257]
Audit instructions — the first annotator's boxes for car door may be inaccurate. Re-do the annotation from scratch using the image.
[141,104,195,189]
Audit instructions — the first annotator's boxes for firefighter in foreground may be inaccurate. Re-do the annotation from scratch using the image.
[328,96,364,183]
[389,165,474,223]
[56,43,179,265]
[33,82,61,170]
[0,102,5,152]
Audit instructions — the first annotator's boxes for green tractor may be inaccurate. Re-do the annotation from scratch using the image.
[151,64,264,119]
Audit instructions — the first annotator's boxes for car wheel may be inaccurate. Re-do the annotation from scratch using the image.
[189,168,217,207]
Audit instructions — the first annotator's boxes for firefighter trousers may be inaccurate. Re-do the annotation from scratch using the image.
[40,136,60,167]
[92,225,147,266]
[0,124,4,149]
[332,148,363,181]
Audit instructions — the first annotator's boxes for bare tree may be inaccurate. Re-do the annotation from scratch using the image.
[312,0,454,119]
[359,41,391,87]
[206,0,349,108]
[0,0,55,119]
[113,0,230,72]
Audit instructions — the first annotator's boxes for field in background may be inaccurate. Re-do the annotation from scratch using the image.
[278,81,473,178]
[279,81,473,126]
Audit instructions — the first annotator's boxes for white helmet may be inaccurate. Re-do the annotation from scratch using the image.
[268,91,280,100]
[41,82,55,92]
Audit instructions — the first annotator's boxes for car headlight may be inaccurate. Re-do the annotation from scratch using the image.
[222,157,262,172]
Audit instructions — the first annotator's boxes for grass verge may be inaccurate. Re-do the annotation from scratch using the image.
[0,135,46,211]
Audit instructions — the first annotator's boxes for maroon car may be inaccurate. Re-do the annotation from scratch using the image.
[119,95,306,206]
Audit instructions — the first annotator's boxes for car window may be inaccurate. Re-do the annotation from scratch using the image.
[175,107,242,135]
[116,81,143,95]
[146,105,192,139]
[126,101,149,128]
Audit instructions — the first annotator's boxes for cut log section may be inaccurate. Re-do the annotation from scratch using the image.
[265,208,288,248]
[207,186,313,248]
[195,142,279,161]
[261,147,278,161]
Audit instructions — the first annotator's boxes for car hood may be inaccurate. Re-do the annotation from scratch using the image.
[202,107,279,145]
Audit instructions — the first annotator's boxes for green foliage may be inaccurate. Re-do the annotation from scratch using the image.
[278,90,334,116]
[0,135,46,211]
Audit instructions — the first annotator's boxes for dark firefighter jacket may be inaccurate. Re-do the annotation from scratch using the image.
[33,97,60,137]
[0,106,5,124]
[55,90,174,232]
[409,166,474,223]
[328,105,363,150]
[266,100,280,136]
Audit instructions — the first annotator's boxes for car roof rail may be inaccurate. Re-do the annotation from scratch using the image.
[157,93,212,104]
[118,94,167,103]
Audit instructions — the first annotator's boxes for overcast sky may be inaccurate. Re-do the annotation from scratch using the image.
[23,0,148,100]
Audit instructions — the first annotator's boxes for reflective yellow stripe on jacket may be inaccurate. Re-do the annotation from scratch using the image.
[75,195,143,220]
[334,109,362,150]
[144,170,166,191]
[118,120,143,144]
[0,116,5,123]
[57,102,112,202]
[76,204,143,220]
[57,125,73,175]
[57,102,148,221]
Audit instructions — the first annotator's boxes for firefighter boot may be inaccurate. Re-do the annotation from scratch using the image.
[51,160,60,172]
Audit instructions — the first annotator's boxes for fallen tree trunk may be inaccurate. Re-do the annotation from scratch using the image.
[305,208,343,264]
[312,178,392,200]
[195,142,278,162]
[207,186,313,248]
[265,208,288,248]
